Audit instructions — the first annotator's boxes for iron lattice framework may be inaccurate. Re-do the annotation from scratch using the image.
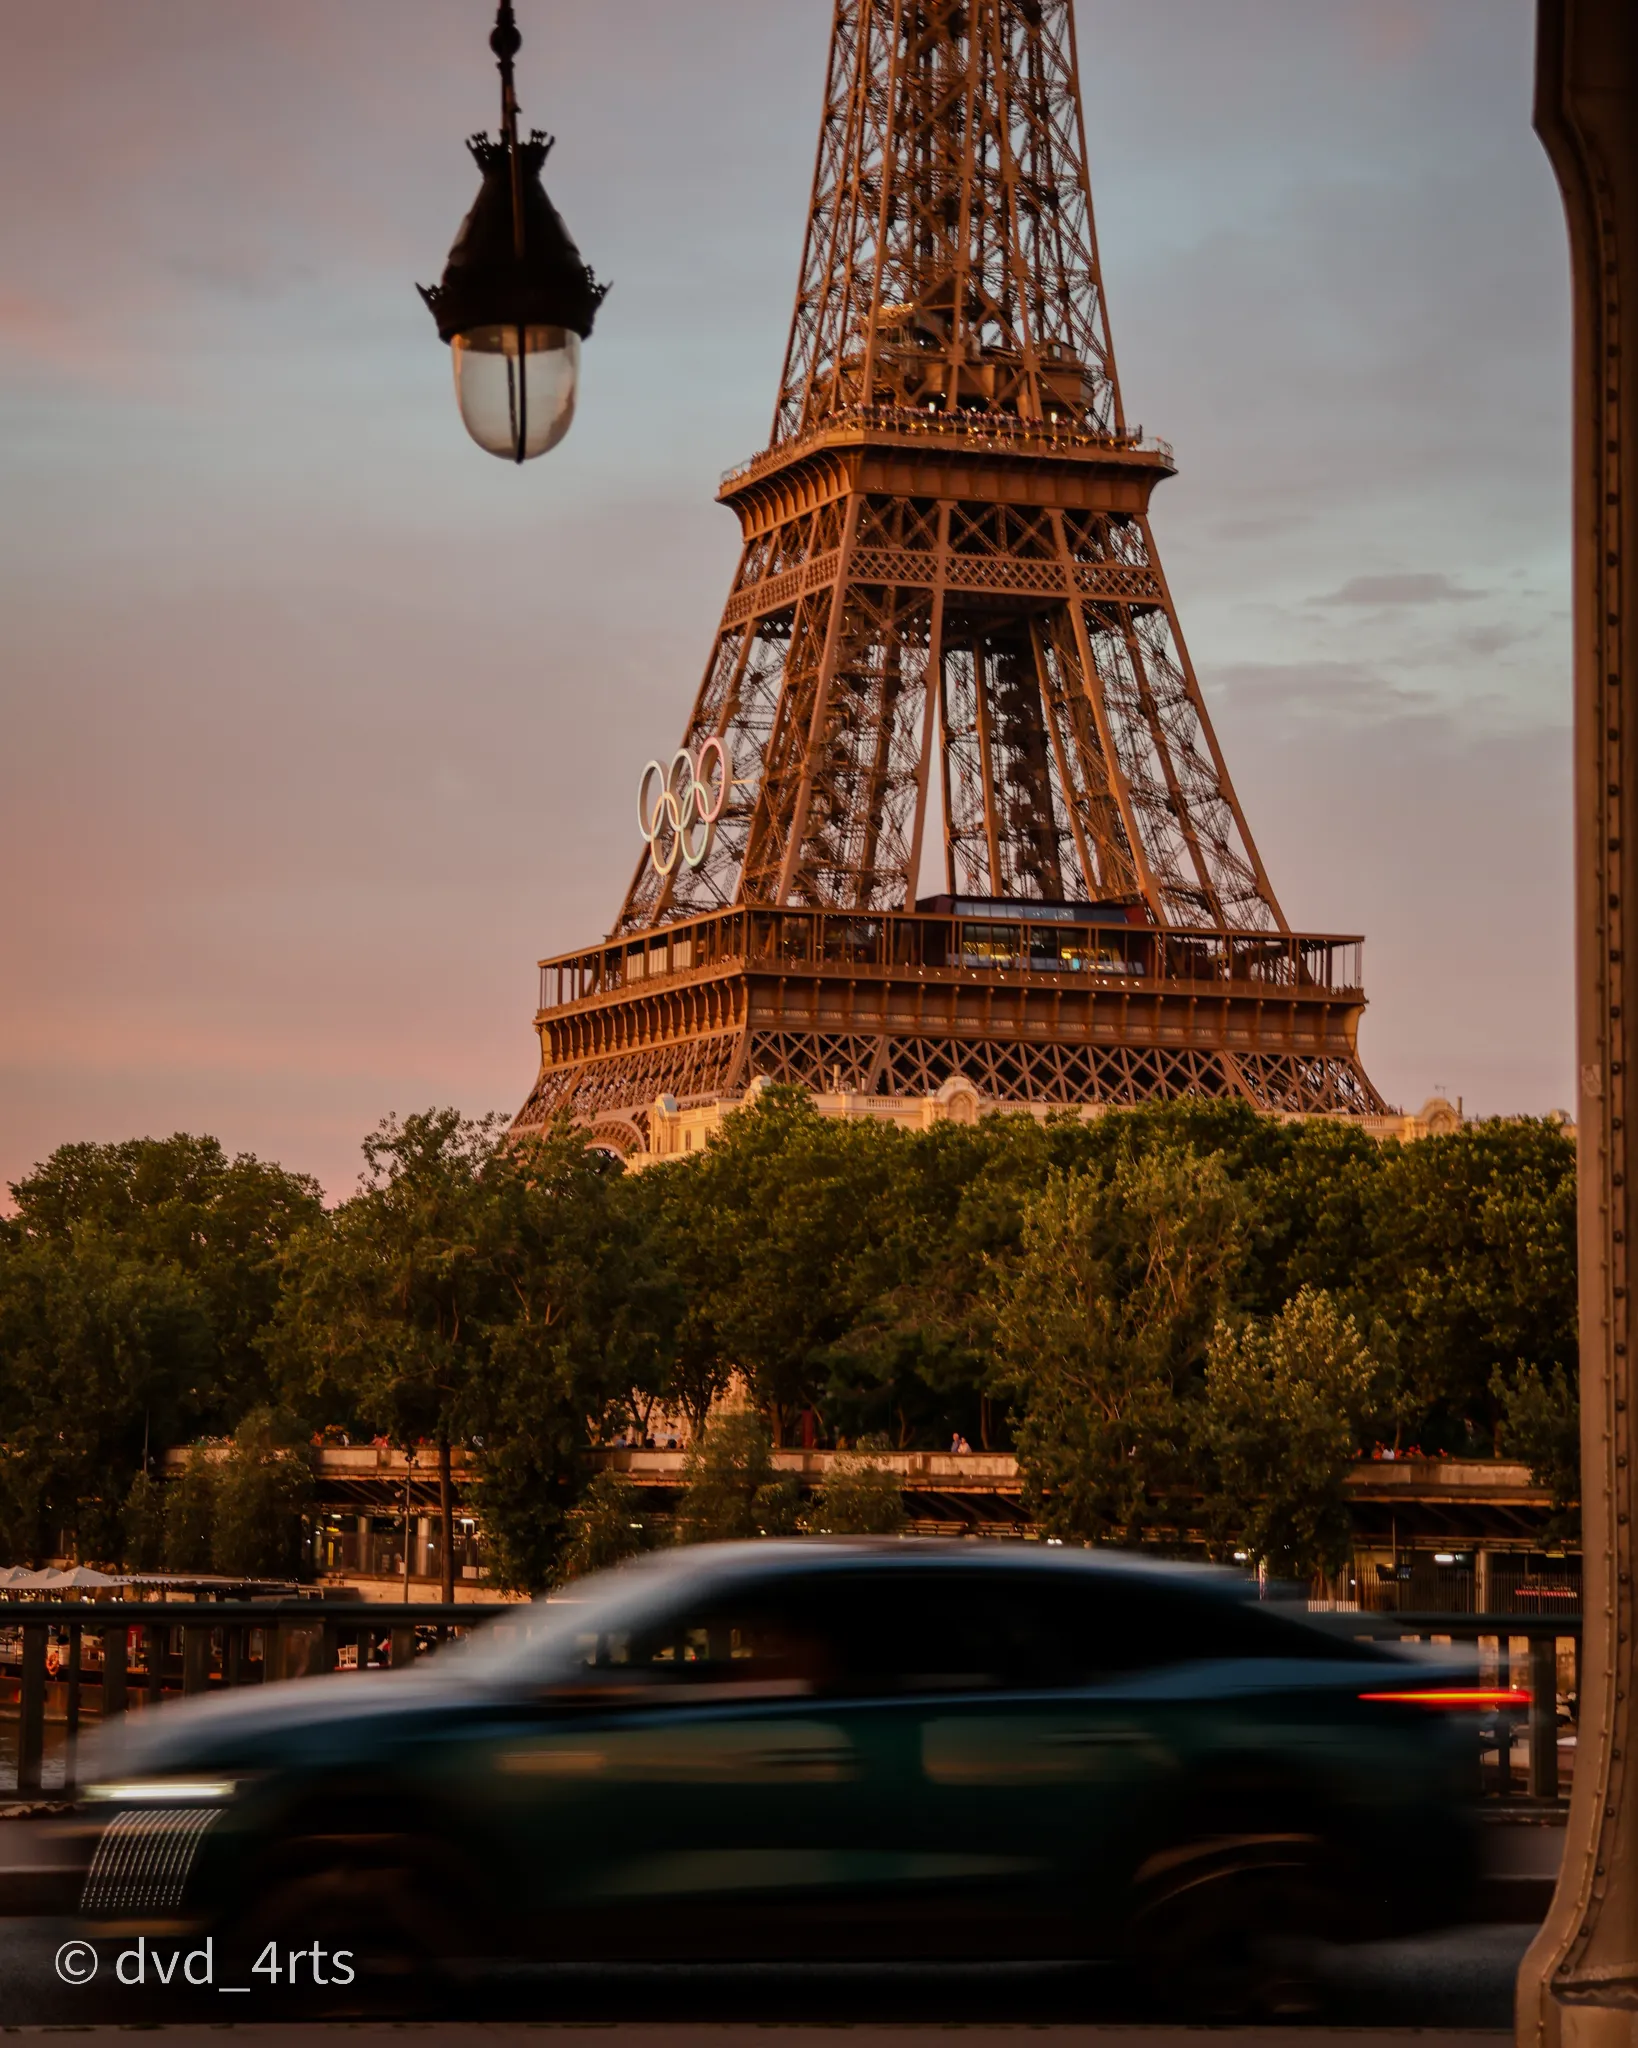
[516,0,1383,1148]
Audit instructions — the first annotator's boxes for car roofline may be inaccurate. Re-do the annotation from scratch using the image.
[541,1537,1260,1608]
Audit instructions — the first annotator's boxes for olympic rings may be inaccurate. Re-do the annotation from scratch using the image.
[637,736,733,876]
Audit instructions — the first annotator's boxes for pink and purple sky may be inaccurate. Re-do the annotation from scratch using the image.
[0,1,1573,1201]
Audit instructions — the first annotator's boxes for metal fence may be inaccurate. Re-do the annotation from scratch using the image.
[1354,1556,1583,1616]
[1334,1611,1579,1802]
[0,1598,1582,1806]
[0,1599,515,1795]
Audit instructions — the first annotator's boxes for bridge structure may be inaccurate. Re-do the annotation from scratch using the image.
[210,1443,1582,1613]
[137,1431,1579,1622]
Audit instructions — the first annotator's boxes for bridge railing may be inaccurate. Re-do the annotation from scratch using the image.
[0,1599,520,1795]
[2,1599,1580,1805]
[1324,1610,1579,1802]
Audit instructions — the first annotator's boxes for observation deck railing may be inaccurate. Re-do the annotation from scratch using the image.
[538,904,1364,1017]
[720,402,1175,494]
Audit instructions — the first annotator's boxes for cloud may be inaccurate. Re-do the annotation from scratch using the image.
[1207,511,1306,543]
[1205,677,1572,1121]
[1318,572,1486,606]
[1460,621,1538,657]
[1212,660,1441,723]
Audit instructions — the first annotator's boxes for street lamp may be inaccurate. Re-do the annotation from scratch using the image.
[419,2,608,463]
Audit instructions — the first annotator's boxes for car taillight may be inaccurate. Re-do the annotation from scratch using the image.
[1358,1686,1532,1709]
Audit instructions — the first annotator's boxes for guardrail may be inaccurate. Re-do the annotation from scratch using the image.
[1330,1610,1579,1802]
[1,1600,1581,1805]
[718,403,1175,493]
[539,904,1366,1013]
[0,1599,516,1795]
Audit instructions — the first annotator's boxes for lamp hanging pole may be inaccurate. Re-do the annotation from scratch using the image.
[492,1,528,462]
[493,2,525,254]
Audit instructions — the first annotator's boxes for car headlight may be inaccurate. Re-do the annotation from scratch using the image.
[83,1777,240,1805]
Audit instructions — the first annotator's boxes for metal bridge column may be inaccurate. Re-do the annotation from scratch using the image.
[1520,2,1638,2038]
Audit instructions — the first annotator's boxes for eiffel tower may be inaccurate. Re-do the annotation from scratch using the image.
[515,0,1384,1154]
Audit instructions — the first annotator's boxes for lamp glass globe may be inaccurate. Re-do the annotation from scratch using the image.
[451,323,580,460]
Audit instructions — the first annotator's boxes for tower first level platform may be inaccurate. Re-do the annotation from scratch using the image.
[513,901,1384,1159]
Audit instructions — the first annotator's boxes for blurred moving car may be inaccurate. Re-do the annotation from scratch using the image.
[72,1542,1494,2015]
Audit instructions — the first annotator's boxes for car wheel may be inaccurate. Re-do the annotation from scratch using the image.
[1125,1830,1335,2022]
[223,1844,474,2018]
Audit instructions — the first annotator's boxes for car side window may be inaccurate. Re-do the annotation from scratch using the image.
[816,1570,1093,1694]
[566,1588,836,1694]
[811,1568,1350,1697]
[1189,1601,1358,1663]
[1025,1578,1357,1675]
[1046,1580,1362,1672]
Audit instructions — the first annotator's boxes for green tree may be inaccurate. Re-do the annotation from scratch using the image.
[1351,1121,1577,1452]
[1492,1360,1580,1539]
[0,1133,321,1563]
[273,1109,508,1601]
[821,1116,1043,1451]
[675,1409,799,1543]
[1248,1118,1383,1306]
[996,1145,1247,1543]
[1199,1287,1381,1584]
[1,1098,1583,1584]
[165,1446,218,1573]
[465,1125,670,1592]
[556,1470,649,1583]
[602,1163,693,1439]
[652,1090,900,1441]
[212,1407,314,1580]
[822,1102,1311,1456]
[0,1230,213,1564]
[10,1134,323,1436]
[121,1469,168,1572]
[801,1445,906,1535]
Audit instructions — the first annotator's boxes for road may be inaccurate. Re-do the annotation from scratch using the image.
[0,1808,1558,2030]
[0,2027,1539,2048]
[0,1913,1534,2029]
